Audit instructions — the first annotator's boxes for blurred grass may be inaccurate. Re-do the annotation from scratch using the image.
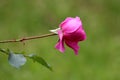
[0,0,120,80]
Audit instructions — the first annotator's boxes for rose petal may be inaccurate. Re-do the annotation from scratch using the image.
[78,29,87,41]
[63,28,86,42]
[59,17,73,27]
[72,27,87,41]
[55,30,65,53]
[65,40,79,55]
[60,17,82,33]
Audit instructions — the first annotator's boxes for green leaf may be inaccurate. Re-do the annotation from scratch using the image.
[28,54,53,71]
[8,51,27,68]
[0,48,8,55]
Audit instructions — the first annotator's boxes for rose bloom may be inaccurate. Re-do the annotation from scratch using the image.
[55,16,86,55]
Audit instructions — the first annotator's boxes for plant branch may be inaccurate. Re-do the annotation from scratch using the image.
[0,33,57,43]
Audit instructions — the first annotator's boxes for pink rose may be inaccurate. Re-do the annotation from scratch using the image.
[55,16,86,55]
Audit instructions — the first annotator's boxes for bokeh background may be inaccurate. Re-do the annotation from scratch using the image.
[0,0,120,80]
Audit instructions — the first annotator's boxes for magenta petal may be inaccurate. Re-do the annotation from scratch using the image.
[55,30,65,53]
[79,30,87,41]
[59,17,73,27]
[60,17,82,33]
[65,40,79,55]
[72,27,87,41]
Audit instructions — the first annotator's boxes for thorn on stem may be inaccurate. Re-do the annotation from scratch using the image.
[20,38,26,45]
[20,38,25,42]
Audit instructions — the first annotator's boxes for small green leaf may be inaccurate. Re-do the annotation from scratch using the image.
[28,54,52,71]
[8,51,27,68]
[0,48,8,55]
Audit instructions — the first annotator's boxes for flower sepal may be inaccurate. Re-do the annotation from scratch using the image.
[49,28,60,34]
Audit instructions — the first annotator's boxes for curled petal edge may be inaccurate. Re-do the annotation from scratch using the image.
[55,30,65,53]
[65,40,79,55]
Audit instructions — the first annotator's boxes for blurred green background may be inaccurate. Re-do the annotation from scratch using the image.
[0,0,120,80]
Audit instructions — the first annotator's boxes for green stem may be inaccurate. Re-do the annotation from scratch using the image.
[0,33,57,43]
